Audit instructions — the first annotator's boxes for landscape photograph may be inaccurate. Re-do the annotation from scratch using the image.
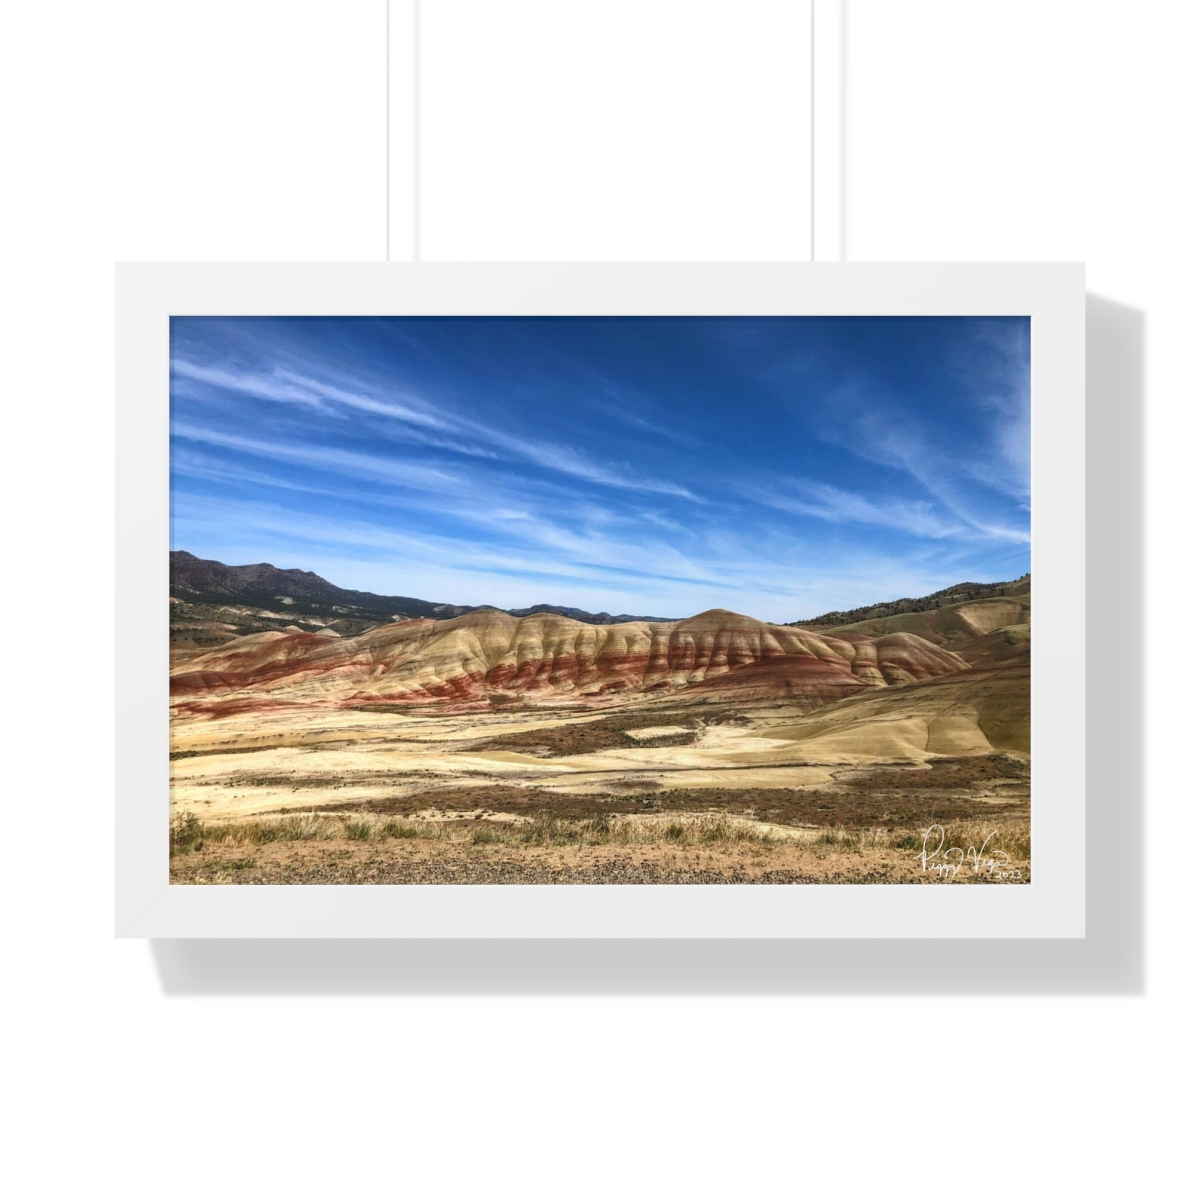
[168,313,1032,885]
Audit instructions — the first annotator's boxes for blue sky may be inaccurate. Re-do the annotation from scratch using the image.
[169,315,1030,623]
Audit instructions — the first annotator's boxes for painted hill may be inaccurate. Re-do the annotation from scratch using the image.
[170,607,970,714]
[770,652,1030,757]
[791,578,1031,662]
[793,575,1030,627]
[778,576,1032,754]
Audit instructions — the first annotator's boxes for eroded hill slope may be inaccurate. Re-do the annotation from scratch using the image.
[171,607,970,713]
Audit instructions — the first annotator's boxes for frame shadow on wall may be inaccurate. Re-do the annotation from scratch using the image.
[151,294,1143,995]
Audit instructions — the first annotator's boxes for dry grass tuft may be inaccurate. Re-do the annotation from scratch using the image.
[168,809,441,851]
[511,811,781,849]
[380,819,429,840]
[938,819,1031,862]
[168,808,1031,872]
[812,827,861,851]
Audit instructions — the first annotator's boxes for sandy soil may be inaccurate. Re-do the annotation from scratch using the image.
[169,833,1030,886]
[169,693,1031,884]
[170,697,1021,820]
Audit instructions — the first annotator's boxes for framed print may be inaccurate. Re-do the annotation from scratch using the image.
[115,262,1084,938]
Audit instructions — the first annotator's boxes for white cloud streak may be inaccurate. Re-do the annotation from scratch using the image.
[752,481,967,540]
[172,424,464,492]
[173,356,700,501]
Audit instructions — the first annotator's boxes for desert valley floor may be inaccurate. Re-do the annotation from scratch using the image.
[168,560,1032,885]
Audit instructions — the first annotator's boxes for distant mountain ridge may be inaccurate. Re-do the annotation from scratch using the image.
[170,551,677,627]
[790,575,1031,628]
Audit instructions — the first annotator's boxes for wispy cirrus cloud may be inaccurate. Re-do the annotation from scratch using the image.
[171,423,464,492]
[816,378,1031,547]
[859,420,1031,545]
[273,369,454,432]
[172,489,1007,623]
[174,362,499,459]
[174,355,700,501]
[171,492,727,598]
[170,441,705,581]
[954,321,1032,504]
[751,480,968,540]
[172,360,329,409]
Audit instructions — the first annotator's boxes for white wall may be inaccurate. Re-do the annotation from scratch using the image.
[3,2,1192,1195]
[404,0,813,260]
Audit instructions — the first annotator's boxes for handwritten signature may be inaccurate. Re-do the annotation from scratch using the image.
[915,825,1023,881]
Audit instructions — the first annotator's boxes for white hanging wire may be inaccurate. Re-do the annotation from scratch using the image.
[385,0,390,261]
[810,0,816,261]
[413,0,422,262]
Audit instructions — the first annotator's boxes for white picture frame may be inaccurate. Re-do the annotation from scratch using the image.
[116,262,1084,939]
